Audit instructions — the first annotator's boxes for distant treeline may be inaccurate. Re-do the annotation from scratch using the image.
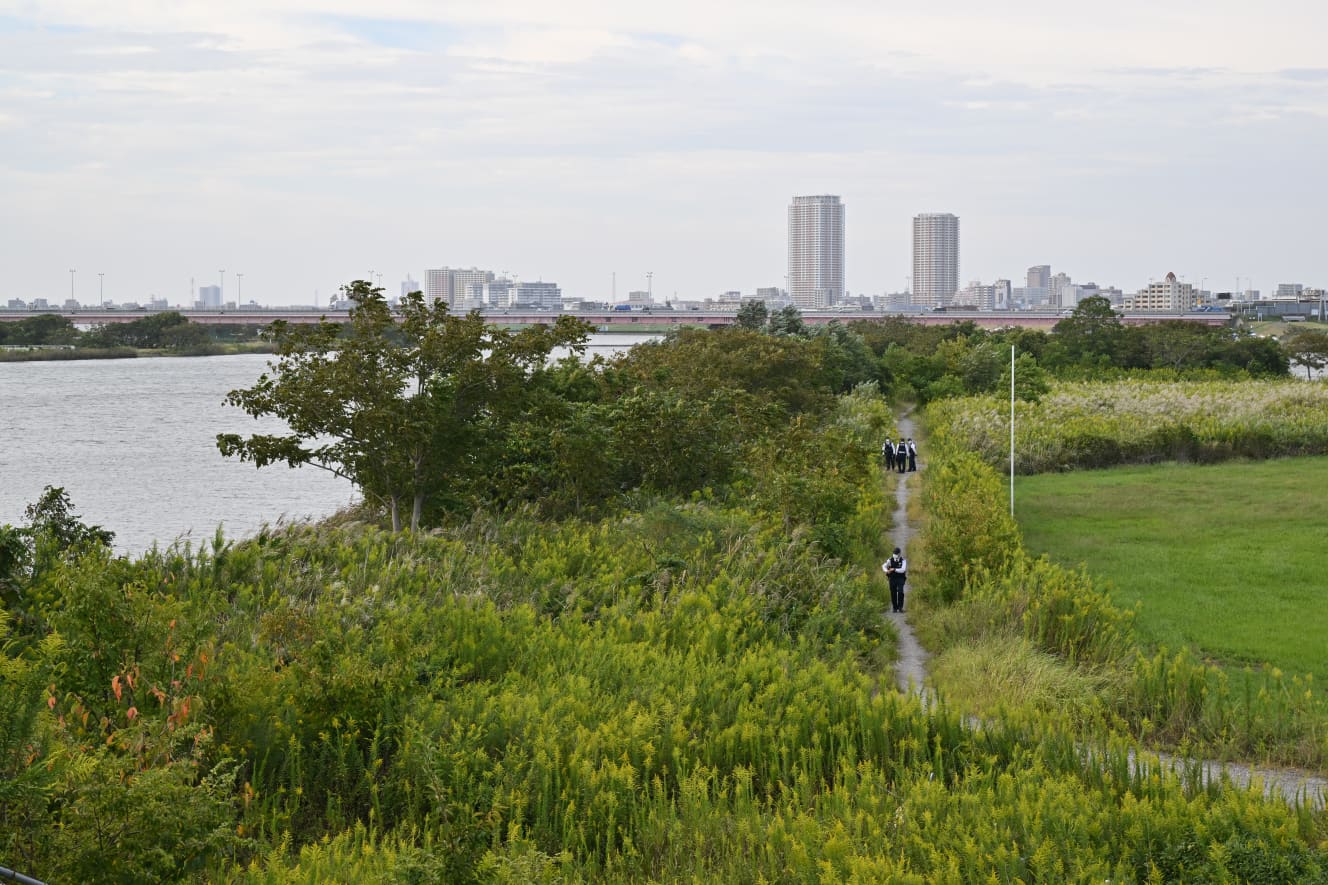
[0,312,269,356]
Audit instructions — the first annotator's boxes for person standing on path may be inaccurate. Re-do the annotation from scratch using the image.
[907,438,917,472]
[882,437,894,467]
[883,547,908,613]
[896,441,908,474]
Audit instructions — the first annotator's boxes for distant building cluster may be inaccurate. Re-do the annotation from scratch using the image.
[11,206,1327,317]
[423,267,562,311]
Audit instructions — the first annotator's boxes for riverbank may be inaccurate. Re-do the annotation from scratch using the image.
[0,342,276,362]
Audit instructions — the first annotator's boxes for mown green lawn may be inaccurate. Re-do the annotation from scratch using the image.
[1016,457,1328,682]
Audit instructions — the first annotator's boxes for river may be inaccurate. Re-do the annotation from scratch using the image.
[0,334,659,554]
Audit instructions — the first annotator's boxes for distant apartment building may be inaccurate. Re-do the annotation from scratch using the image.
[513,281,562,309]
[911,213,960,308]
[1276,283,1305,299]
[1058,282,1121,308]
[198,285,222,308]
[400,277,420,298]
[426,267,494,309]
[1050,272,1073,308]
[754,286,787,304]
[1125,272,1196,312]
[627,289,653,306]
[788,195,845,309]
[954,279,1009,311]
[1027,265,1051,289]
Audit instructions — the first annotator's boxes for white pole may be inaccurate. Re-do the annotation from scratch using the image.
[1010,345,1015,516]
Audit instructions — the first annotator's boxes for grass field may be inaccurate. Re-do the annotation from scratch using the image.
[1016,456,1328,682]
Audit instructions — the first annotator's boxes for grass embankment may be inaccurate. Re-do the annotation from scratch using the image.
[920,381,1328,768]
[0,346,137,362]
[0,342,276,361]
[1017,457,1328,683]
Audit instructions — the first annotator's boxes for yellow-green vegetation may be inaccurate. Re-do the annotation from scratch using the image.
[6,325,1328,882]
[921,388,1328,770]
[930,378,1328,473]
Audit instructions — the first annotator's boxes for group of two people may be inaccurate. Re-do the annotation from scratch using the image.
[881,437,918,473]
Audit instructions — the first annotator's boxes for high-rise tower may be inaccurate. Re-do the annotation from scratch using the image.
[788,195,845,309]
[911,213,960,308]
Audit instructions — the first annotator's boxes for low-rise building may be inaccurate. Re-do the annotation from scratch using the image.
[1125,272,1196,312]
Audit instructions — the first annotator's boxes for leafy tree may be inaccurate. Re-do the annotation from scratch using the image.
[735,300,769,331]
[5,314,78,346]
[806,321,879,393]
[766,305,806,337]
[218,282,591,531]
[1,486,113,626]
[1281,328,1328,380]
[84,312,198,349]
[1049,296,1128,368]
[24,486,114,554]
[999,351,1051,401]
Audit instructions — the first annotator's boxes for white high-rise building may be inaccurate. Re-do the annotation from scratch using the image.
[788,195,845,309]
[912,213,959,308]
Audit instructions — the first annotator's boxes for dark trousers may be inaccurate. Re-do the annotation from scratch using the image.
[908,452,917,472]
[889,575,906,612]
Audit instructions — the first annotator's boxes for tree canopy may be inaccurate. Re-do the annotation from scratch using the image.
[218,282,592,530]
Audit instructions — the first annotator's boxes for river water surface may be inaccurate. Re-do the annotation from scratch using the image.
[1,334,657,554]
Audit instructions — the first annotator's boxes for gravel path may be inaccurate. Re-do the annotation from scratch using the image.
[886,412,929,698]
[884,410,1328,808]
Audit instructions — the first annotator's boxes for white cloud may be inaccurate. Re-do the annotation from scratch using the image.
[1,1,1326,302]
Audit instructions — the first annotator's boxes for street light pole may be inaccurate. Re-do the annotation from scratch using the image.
[219,269,226,304]
[69,268,76,304]
[98,272,104,306]
[237,273,244,304]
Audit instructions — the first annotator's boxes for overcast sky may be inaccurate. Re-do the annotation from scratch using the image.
[3,1,1326,305]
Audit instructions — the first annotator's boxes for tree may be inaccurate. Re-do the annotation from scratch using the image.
[1050,296,1127,367]
[1281,328,1328,380]
[766,305,806,337]
[2,486,114,620]
[999,351,1050,401]
[5,314,78,346]
[217,282,591,531]
[734,300,769,331]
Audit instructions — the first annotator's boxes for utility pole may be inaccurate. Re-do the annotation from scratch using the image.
[69,268,76,304]
[219,269,226,303]
[98,272,104,306]
[237,273,244,304]
[646,271,653,302]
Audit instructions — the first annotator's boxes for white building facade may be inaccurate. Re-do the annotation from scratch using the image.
[1125,272,1196,311]
[912,213,960,308]
[788,195,845,309]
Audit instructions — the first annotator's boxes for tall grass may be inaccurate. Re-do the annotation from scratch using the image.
[929,378,1328,472]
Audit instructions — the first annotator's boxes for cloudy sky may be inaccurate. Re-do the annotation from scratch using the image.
[2,1,1326,305]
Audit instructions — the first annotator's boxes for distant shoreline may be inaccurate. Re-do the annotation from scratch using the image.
[0,343,277,362]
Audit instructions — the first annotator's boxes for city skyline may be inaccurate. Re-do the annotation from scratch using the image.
[3,2,1327,305]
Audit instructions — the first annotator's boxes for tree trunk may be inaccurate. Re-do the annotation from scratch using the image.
[389,497,401,533]
[411,493,423,532]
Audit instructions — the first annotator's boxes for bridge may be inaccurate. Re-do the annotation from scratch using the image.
[0,307,1231,329]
